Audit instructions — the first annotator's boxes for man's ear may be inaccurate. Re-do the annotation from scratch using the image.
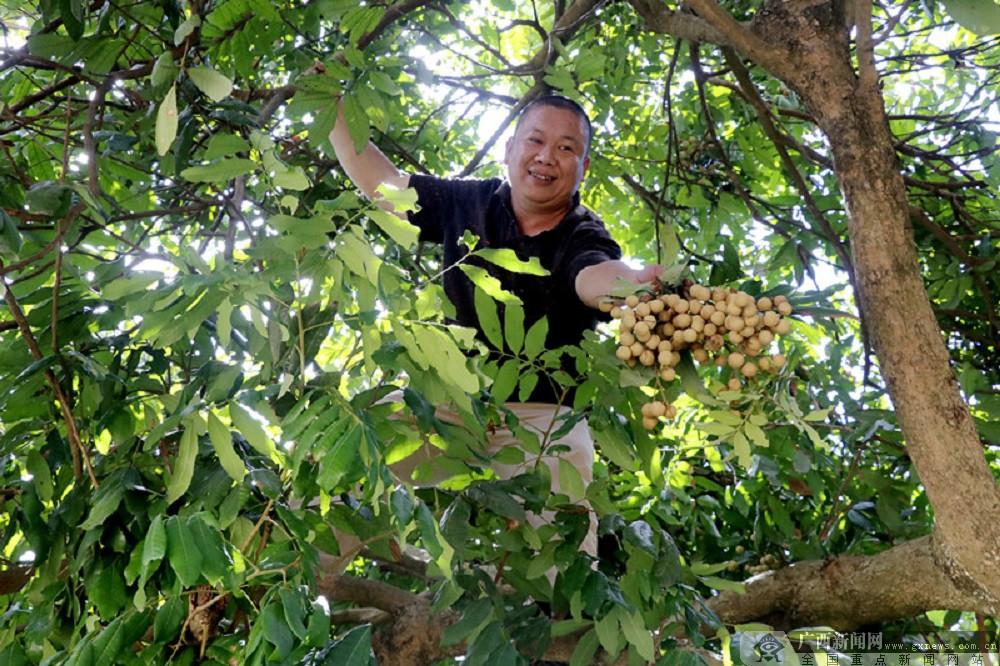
[503,137,513,163]
[582,155,590,176]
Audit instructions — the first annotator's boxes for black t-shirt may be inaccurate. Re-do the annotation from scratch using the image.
[408,174,622,404]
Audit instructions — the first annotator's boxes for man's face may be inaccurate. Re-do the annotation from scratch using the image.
[504,105,590,213]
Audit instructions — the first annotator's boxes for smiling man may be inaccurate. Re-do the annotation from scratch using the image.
[328,93,660,568]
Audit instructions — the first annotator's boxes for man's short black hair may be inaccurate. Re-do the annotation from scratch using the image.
[515,94,593,157]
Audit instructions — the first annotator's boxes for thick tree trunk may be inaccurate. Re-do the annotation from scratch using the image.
[789,36,1000,613]
[635,0,1000,614]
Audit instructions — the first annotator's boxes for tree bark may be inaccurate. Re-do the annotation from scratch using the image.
[632,0,1000,615]
[707,536,998,630]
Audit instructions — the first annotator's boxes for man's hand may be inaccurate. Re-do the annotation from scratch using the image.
[328,99,409,208]
[575,260,663,309]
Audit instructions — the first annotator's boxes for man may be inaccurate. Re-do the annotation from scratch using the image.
[328,93,660,566]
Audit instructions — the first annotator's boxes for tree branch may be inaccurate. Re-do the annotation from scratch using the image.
[707,536,998,630]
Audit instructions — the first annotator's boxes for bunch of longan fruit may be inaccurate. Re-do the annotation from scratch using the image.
[600,282,794,430]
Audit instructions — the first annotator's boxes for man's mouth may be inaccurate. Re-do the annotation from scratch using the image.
[528,169,555,183]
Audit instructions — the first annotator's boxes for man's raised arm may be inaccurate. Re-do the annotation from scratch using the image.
[329,100,410,203]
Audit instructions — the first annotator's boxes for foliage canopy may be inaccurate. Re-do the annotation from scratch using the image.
[0,0,998,664]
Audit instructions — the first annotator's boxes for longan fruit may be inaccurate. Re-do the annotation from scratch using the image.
[693,284,711,301]
[663,293,680,308]
[625,294,640,308]
[648,299,664,314]
[671,330,686,346]
[727,352,746,369]
[726,302,743,316]
[742,305,758,319]
[649,401,667,417]
[728,331,745,344]
[700,303,716,318]
[703,322,717,337]
[688,299,703,312]
[616,346,632,361]
[745,314,761,328]
[639,349,655,366]
[682,328,698,343]
[621,311,637,329]
[771,353,786,368]
[658,339,673,352]
[611,306,624,319]
[660,367,676,381]
[758,329,774,345]
[633,321,651,340]
[777,301,793,316]
[599,300,614,313]
[672,313,692,329]
[758,357,773,372]
[657,350,673,366]
[775,319,791,335]
[619,331,636,346]
[674,299,690,314]
[774,295,788,305]
[660,323,674,336]
[630,342,645,357]
[712,287,728,302]
[735,545,746,554]
[725,315,744,332]
[671,351,681,366]
[692,348,709,363]
[664,404,677,418]
[710,310,726,327]
[642,416,658,430]
[763,311,780,328]
[706,334,725,351]
[727,378,741,391]
[715,355,726,367]
[741,362,758,378]
[645,334,661,350]
[691,316,705,332]
[756,297,773,311]
[740,325,755,338]
[635,302,651,317]
[730,292,748,308]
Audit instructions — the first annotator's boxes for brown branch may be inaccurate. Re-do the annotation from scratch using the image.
[628,0,730,45]
[855,0,878,92]
[357,0,434,50]
[0,208,97,488]
[707,535,999,630]
[685,0,789,75]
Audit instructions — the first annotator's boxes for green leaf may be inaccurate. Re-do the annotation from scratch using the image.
[180,158,255,183]
[491,359,520,403]
[80,486,123,530]
[156,85,178,156]
[165,421,198,503]
[459,264,521,304]
[273,167,310,190]
[475,248,549,276]
[216,298,233,347]
[744,422,769,448]
[165,515,204,587]
[441,598,493,647]
[942,0,1000,35]
[204,133,249,160]
[504,301,525,354]
[700,576,745,593]
[624,520,658,558]
[187,66,233,102]
[620,610,654,662]
[375,183,419,212]
[154,597,187,644]
[558,458,586,501]
[474,287,502,349]
[173,15,200,45]
[208,411,245,481]
[732,430,752,469]
[229,402,277,458]
[151,52,178,88]
[142,514,167,567]
[523,316,548,359]
[341,93,370,154]
[25,450,53,502]
[569,628,600,666]
[595,608,623,658]
[367,208,420,248]
[323,624,373,665]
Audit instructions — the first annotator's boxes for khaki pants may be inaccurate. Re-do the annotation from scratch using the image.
[334,394,597,578]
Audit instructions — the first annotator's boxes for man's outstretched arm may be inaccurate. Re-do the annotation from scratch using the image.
[575,260,663,309]
[328,100,409,203]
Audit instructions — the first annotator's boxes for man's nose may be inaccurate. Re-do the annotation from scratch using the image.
[534,143,554,164]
